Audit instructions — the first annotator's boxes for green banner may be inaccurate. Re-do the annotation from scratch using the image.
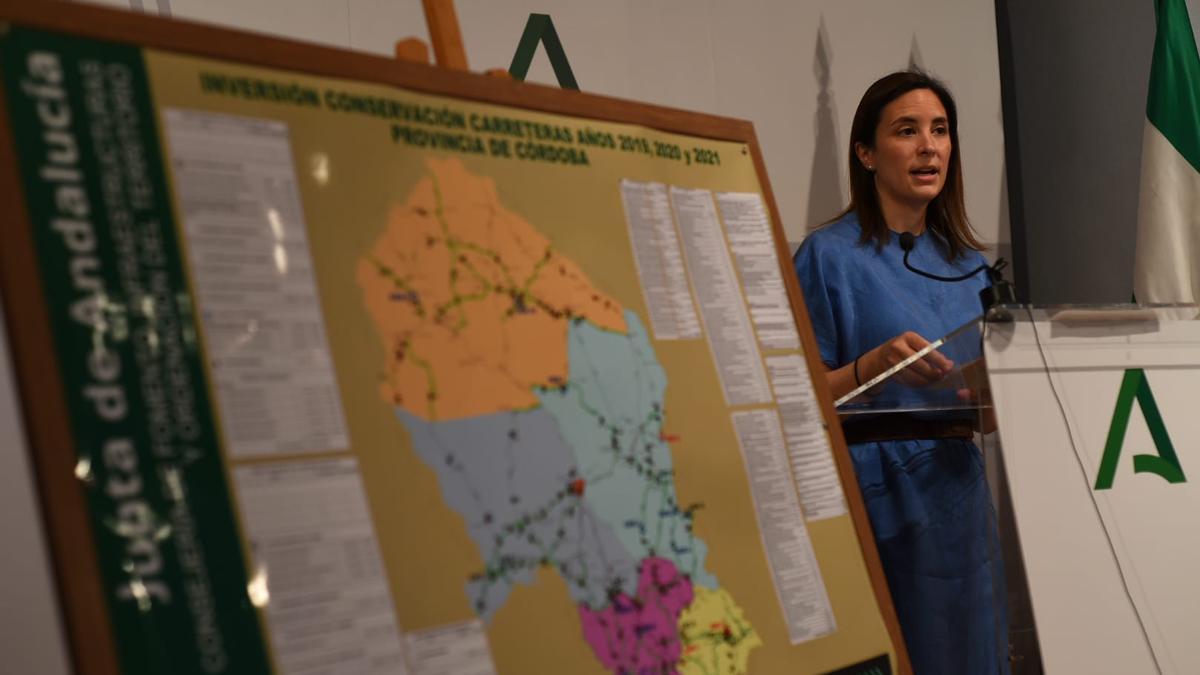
[1,27,270,674]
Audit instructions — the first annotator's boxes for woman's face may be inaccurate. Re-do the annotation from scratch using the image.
[856,88,952,212]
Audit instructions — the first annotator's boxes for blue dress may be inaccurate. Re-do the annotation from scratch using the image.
[793,213,1009,675]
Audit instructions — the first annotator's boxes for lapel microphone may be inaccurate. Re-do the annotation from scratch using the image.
[898,231,1018,313]
[898,232,991,282]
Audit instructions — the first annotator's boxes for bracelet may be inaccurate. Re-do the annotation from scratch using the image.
[853,355,863,386]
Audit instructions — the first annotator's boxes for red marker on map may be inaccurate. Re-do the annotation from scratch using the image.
[568,478,586,496]
[659,432,682,443]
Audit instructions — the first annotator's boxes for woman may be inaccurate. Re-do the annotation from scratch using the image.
[793,70,1009,674]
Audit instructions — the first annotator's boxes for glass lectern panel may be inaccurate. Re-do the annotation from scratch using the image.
[835,304,1200,417]
[835,314,989,416]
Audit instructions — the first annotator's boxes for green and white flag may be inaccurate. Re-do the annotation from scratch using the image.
[1134,0,1200,303]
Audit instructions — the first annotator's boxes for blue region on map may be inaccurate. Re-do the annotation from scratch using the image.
[396,407,639,622]
[536,309,718,590]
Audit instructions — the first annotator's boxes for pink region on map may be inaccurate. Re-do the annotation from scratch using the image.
[578,557,694,675]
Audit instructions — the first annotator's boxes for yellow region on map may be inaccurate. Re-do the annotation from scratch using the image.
[678,586,764,675]
[356,158,627,421]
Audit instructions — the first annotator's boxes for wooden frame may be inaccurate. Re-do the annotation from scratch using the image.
[0,2,909,673]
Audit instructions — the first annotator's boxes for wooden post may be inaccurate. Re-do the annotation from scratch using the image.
[396,1,509,78]
[421,0,467,70]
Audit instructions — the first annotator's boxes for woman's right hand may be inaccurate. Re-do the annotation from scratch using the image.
[824,331,955,401]
[863,331,954,387]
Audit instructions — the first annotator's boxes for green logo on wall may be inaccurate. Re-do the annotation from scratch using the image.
[1094,368,1186,490]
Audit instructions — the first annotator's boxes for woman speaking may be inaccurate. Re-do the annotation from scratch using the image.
[793,71,1009,674]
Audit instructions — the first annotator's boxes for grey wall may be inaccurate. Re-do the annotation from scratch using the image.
[999,0,1155,303]
[0,301,72,675]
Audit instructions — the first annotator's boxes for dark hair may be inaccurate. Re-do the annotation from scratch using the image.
[834,69,984,260]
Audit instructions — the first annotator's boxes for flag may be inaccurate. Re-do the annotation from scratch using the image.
[1134,0,1200,304]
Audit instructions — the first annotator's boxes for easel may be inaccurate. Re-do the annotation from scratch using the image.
[394,0,472,72]
[0,1,912,670]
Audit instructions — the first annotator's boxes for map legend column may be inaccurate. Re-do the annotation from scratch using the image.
[730,410,836,644]
[765,355,847,520]
[671,186,772,406]
[716,192,801,351]
[620,179,701,341]
[164,109,348,458]
[234,458,408,675]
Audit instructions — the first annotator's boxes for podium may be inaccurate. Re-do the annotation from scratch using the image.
[836,315,990,420]
[835,304,1200,675]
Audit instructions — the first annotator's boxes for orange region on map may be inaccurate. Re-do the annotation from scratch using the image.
[357,158,627,421]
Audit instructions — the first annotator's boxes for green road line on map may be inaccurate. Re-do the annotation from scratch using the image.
[465,384,692,605]
[408,350,438,419]
[428,173,507,327]
[693,657,718,675]
[647,484,664,548]
[455,239,518,287]
[427,172,594,333]
[473,489,579,593]
[436,338,698,607]
[569,384,604,421]
[456,258,495,293]
[682,617,757,675]
[368,256,426,318]
[439,279,493,333]
[556,379,700,565]
[429,174,470,326]
[431,173,450,237]
[520,246,553,294]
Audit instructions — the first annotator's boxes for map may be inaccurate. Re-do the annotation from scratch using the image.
[358,158,761,674]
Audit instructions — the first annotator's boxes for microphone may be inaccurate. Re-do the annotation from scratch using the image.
[898,232,990,282]
[897,231,1018,314]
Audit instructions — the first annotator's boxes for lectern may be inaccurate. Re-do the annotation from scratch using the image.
[836,304,1200,675]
